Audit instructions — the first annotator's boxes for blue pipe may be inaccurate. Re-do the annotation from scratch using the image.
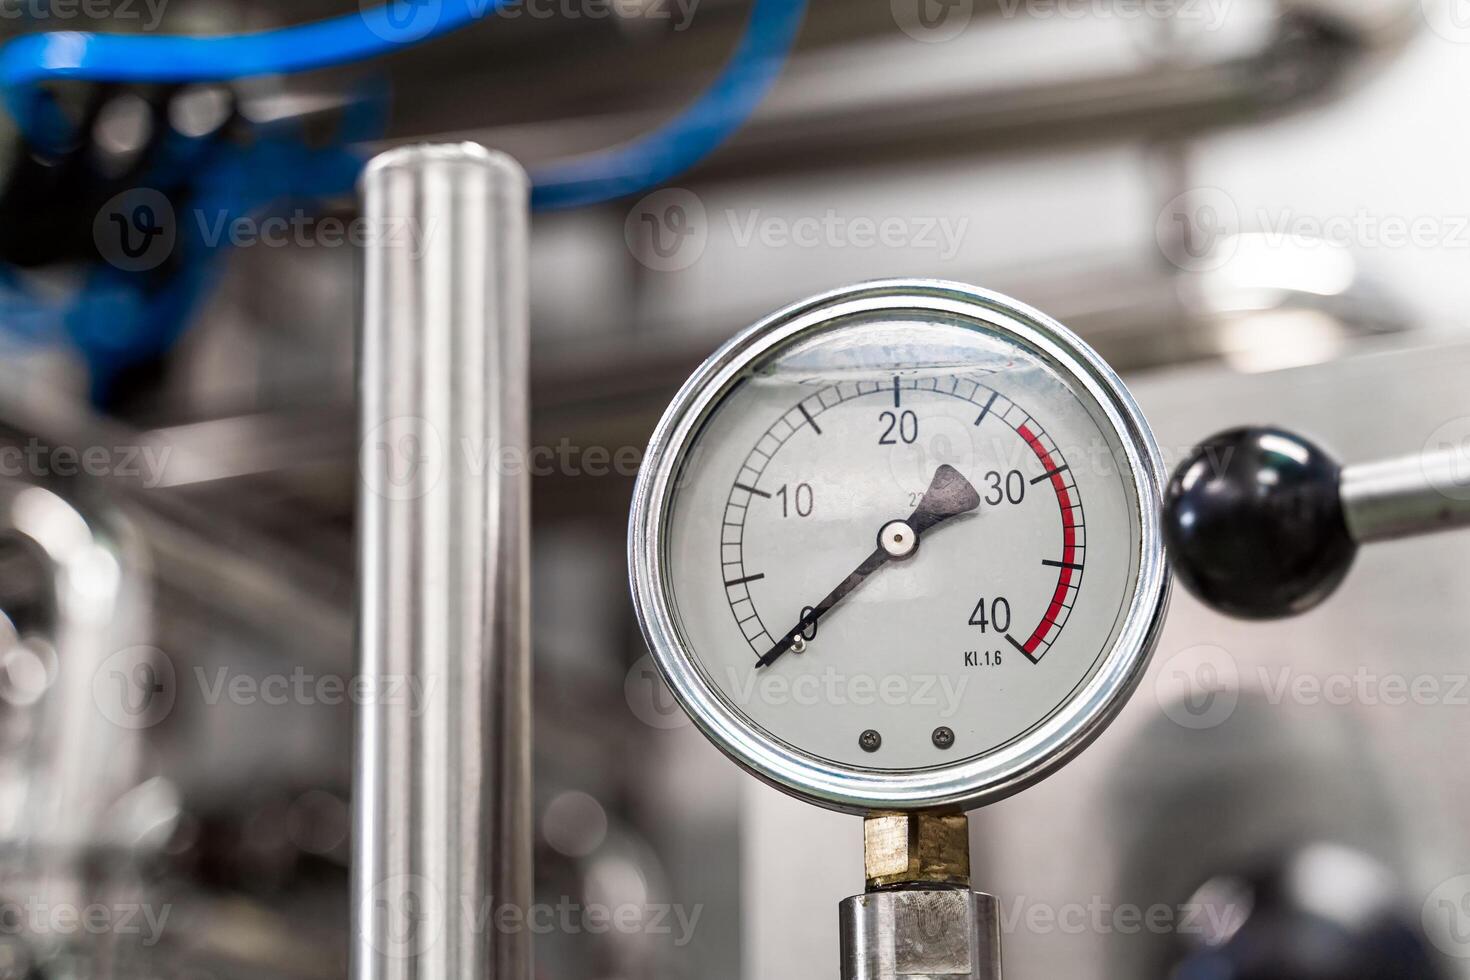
[0,0,805,209]
[0,1,503,85]
[0,0,806,386]
[529,0,804,209]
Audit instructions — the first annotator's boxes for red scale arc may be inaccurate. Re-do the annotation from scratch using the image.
[1017,424,1080,660]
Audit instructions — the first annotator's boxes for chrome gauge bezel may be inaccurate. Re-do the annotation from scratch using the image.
[628,280,1170,813]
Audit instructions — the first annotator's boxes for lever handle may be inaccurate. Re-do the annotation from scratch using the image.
[1165,427,1356,619]
[1164,427,1470,619]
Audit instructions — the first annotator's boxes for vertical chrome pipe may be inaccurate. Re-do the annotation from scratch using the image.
[840,891,1002,980]
[841,813,1002,980]
[354,144,532,980]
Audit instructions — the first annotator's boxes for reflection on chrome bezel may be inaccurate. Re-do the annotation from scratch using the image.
[628,280,1170,813]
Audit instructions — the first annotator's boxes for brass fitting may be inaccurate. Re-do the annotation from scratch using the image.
[863,811,971,890]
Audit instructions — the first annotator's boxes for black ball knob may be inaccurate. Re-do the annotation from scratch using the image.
[1164,427,1356,619]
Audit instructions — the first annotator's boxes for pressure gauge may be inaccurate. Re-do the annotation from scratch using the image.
[629,281,1169,813]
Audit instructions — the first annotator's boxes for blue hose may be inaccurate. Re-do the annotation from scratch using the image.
[0,0,806,209]
[0,0,806,386]
[0,1,503,85]
[529,0,804,209]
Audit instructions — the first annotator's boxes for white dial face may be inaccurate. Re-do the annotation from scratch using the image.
[660,312,1145,774]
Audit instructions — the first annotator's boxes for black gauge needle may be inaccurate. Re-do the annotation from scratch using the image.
[756,464,981,669]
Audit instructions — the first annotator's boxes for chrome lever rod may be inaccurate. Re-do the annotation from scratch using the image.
[1341,448,1470,544]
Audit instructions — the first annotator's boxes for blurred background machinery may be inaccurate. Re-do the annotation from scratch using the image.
[0,0,1469,977]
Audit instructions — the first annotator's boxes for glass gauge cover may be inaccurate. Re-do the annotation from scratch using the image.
[629,280,1169,812]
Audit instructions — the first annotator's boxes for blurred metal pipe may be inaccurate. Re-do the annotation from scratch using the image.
[0,387,356,671]
[417,1,1418,182]
[1342,450,1470,544]
[353,145,532,980]
[0,479,155,949]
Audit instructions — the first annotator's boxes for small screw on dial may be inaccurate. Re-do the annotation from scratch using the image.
[859,730,883,753]
[932,726,955,750]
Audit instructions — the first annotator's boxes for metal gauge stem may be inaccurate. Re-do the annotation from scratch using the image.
[629,280,1169,813]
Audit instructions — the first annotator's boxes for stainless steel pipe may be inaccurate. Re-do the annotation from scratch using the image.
[843,814,1000,980]
[840,889,1002,980]
[354,144,532,980]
